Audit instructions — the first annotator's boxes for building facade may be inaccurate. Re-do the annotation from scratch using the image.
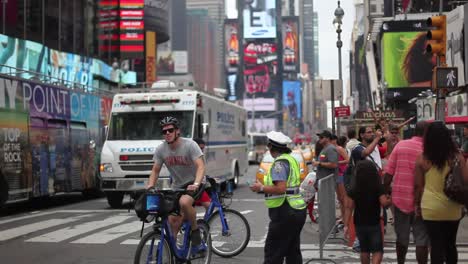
[186,0,224,89]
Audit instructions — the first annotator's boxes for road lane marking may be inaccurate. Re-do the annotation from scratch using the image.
[71,221,141,244]
[26,215,134,242]
[0,214,93,242]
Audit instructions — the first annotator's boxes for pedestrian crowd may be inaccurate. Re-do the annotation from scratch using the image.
[309,118,468,264]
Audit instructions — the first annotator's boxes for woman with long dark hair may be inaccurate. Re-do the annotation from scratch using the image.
[414,121,468,263]
[351,160,391,264]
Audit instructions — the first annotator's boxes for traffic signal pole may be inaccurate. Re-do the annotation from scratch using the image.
[436,1,446,123]
[426,11,446,123]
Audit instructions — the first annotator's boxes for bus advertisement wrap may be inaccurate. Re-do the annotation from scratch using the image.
[0,75,112,204]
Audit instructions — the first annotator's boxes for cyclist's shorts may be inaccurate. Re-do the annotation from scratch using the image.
[194,191,211,206]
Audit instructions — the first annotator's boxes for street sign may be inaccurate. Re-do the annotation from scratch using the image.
[434,66,458,89]
[334,106,350,117]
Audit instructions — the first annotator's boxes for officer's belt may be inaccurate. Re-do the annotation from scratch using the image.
[264,187,300,197]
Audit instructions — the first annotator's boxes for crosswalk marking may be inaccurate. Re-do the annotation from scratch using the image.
[71,221,141,244]
[2,209,468,264]
[0,214,93,242]
[0,211,57,225]
[26,215,133,243]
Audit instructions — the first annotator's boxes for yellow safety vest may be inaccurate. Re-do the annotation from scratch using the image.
[263,153,306,210]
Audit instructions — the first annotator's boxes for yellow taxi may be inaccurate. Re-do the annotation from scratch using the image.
[256,151,309,184]
[297,145,314,165]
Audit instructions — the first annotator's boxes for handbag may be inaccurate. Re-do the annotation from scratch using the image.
[444,157,468,208]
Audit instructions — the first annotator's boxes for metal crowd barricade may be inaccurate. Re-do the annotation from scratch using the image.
[305,173,344,264]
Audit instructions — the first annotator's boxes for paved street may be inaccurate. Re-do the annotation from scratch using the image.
[2,165,468,263]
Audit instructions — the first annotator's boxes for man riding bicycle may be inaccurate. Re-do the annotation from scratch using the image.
[147,116,206,248]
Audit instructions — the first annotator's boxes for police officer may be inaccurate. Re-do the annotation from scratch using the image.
[250,131,307,264]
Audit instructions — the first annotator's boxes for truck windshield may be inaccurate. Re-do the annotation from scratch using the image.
[108,111,194,140]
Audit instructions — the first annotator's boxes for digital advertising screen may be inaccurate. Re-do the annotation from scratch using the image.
[282,81,301,120]
[242,40,278,96]
[381,20,434,89]
[119,0,145,58]
[224,19,239,74]
[242,0,277,39]
[281,16,300,73]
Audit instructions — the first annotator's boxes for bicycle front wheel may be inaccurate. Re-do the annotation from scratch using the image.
[134,231,174,264]
[207,208,250,257]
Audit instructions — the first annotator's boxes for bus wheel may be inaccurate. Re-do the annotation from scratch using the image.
[106,192,124,208]
[0,171,8,208]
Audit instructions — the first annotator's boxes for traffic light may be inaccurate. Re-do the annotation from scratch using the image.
[426,15,446,64]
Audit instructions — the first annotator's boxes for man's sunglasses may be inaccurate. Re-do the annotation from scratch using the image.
[162,128,175,134]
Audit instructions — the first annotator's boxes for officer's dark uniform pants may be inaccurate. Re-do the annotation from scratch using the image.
[264,201,306,264]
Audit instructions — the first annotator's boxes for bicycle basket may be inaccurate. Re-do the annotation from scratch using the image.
[159,192,180,215]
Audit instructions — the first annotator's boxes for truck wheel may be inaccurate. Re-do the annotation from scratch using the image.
[106,192,124,208]
[231,166,239,189]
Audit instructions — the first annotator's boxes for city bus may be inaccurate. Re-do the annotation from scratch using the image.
[0,74,112,208]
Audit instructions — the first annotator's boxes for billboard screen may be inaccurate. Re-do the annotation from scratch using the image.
[119,0,145,58]
[0,33,137,86]
[282,81,301,120]
[98,0,120,56]
[381,20,434,89]
[242,0,277,39]
[282,16,300,73]
[446,6,465,86]
[224,19,239,74]
[156,50,188,74]
[243,40,278,96]
[145,31,156,83]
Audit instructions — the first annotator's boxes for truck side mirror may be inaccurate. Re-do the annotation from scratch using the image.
[104,125,109,139]
[202,123,209,135]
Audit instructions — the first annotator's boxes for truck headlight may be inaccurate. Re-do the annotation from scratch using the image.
[100,163,113,173]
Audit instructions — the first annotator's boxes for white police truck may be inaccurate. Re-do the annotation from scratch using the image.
[100,83,248,208]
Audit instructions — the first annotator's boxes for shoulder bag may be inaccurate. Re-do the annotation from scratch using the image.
[444,156,468,208]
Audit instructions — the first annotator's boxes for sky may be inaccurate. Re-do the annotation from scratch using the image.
[315,0,355,87]
[225,0,356,89]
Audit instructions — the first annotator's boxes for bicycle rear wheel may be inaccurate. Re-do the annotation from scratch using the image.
[134,231,174,264]
[207,208,250,257]
[188,222,212,264]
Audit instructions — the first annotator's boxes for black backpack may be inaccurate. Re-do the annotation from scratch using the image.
[343,145,362,196]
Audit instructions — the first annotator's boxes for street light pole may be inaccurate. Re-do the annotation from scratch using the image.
[331,80,336,135]
[333,1,344,136]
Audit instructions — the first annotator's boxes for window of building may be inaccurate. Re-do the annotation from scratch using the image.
[370,4,377,13]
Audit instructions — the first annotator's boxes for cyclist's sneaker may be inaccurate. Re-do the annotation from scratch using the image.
[191,228,202,247]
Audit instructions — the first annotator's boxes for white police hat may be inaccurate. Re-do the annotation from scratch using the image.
[266,131,292,148]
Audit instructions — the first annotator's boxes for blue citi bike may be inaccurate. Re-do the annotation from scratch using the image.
[201,177,250,257]
[134,188,212,264]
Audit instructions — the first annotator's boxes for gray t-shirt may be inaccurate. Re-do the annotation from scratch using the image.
[153,138,204,188]
[316,144,338,180]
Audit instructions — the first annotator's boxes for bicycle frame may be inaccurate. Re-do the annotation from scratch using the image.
[203,188,230,236]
